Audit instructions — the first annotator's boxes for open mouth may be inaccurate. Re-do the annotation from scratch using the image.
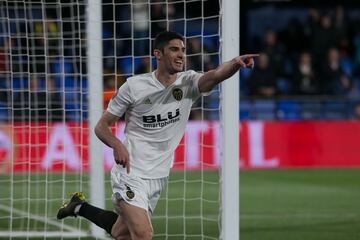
[175,61,183,67]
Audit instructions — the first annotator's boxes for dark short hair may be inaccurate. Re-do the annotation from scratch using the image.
[153,31,184,52]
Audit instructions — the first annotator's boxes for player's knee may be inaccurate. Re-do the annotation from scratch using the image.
[133,228,153,240]
[112,228,131,240]
[110,216,131,240]
[112,233,131,240]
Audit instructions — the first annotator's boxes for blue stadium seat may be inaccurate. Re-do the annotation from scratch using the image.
[206,100,219,120]
[276,78,291,95]
[203,19,219,35]
[253,100,276,120]
[118,57,133,75]
[37,78,46,90]
[0,101,9,122]
[322,101,348,119]
[240,100,251,120]
[277,100,301,120]
[12,78,28,89]
[66,110,82,121]
[65,99,81,121]
[134,57,143,67]
[203,36,219,52]
[81,77,88,90]
[52,58,77,90]
[301,101,322,120]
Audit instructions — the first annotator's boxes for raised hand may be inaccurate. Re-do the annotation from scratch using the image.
[236,54,260,68]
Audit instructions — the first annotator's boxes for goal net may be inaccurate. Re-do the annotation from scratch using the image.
[0,0,232,239]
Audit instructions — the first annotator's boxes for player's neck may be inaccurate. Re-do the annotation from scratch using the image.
[154,69,177,88]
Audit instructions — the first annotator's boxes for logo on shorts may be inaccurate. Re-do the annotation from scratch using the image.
[172,88,183,101]
[125,185,135,199]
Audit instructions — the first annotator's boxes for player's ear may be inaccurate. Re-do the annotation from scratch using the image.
[154,49,162,60]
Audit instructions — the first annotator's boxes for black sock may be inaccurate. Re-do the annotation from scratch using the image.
[78,202,118,235]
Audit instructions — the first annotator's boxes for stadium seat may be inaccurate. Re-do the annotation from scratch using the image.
[81,77,88,90]
[118,57,133,75]
[253,100,276,120]
[205,91,220,120]
[66,110,82,121]
[203,35,219,52]
[0,101,9,122]
[240,100,251,120]
[300,101,322,120]
[64,97,82,121]
[277,100,301,120]
[12,78,28,89]
[203,19,219,35]
[322,101,348,119]
[52,58,77,91]
[276,78,291,95]
[186,19,202,36]
[37,78,47,90]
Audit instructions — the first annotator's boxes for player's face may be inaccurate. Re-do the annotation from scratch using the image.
[161,39,185,74]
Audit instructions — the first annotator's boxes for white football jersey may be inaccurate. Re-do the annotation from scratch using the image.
[107,70,204,178]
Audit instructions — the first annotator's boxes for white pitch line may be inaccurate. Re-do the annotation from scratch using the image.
[152,212,359,220]
[0,203,89,234]
[0,231,88,237]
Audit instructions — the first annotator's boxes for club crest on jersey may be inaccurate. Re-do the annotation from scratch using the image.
[172,88,183,101]
[125,185,135,200]
[143,97,152,104]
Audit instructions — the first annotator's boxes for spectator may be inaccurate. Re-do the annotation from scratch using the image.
[0,38,10,74]
[279,17,306,56]
[292,52,319,95]
[103,69,126,110]
[247,53,278,97]
[135,57,151,74]
[34,17,59,48]
[13,76,63,122]
[334,5,349,45]
[186,38,202,71]
[150,3,175,37]
[0,38,10,102]
[319,47,352,95]
[133,0,150,56]
[310,13,337,67]
[261,29,286,78]
[352,102,360,120]
[352,25,360,71]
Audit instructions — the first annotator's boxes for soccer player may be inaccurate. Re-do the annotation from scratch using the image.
[57,31,258,240]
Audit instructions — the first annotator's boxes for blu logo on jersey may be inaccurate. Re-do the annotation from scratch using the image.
[143,109,180,123]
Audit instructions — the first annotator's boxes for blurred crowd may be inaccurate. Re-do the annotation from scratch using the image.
[241,6,360,98]
[0,0,220,121]
[1,2,360,121]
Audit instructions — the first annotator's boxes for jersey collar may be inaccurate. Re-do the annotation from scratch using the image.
[152,70,180,89]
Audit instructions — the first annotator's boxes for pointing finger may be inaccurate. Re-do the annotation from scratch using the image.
[237,59,246,67]
[243,54,260,58]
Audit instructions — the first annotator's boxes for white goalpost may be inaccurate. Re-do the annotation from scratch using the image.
[220,0,240,238]
[0,0,239,239]
[87,0,106,238]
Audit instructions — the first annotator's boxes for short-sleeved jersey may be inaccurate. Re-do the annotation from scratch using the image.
[107,70,204,179]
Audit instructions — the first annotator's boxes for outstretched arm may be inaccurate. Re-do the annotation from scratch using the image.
[95,111,130,173]
[198,54,259,93]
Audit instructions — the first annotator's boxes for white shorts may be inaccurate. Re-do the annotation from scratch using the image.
[111,167,168,214]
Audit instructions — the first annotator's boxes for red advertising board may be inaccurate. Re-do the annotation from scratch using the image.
[1,121,360,172]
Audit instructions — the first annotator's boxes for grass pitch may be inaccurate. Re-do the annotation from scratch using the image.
[0,169,359,239]
[240,169,360,240]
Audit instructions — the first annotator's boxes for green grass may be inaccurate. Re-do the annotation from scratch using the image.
[240,169,360,240]
[1,169,360,239]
